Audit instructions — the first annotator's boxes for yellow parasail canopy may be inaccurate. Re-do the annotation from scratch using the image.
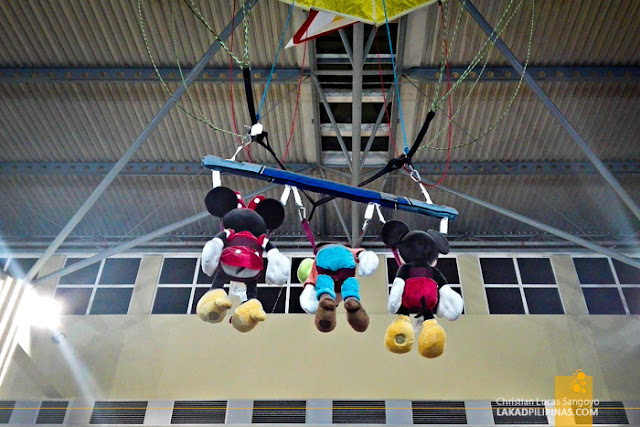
[276,0,439,26]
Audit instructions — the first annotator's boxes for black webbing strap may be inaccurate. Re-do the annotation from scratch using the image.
[308,110,436,220]
[242,67,258,125]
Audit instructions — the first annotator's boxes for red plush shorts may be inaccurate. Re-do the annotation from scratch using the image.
[402,277,438,311]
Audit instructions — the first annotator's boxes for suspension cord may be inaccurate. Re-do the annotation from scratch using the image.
[381,0,409,153]
[181,0,248,67]
[137,0,243,138]
[256,0,297,121]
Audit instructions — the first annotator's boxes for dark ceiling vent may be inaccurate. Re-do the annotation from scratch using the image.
[90,401,147,424]
[0,401,15,423]
[574,401,629,425]
[412,401,467,424]
[251,400,306,424]
[332,400,386,424]
[171,400,226,424]
[36,401,68,424]
[491,401,548,425]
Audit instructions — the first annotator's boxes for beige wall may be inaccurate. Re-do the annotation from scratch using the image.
[1,254,639,402]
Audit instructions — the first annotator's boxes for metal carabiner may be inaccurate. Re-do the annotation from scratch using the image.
[407,165,422,183]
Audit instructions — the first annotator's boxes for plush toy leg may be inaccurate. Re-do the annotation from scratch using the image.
[342,277,369,332]
[417,319,446,358]
[196,289,232,323]
[384,315,414,354]
[314,275,337,333]
[231,299,266,333]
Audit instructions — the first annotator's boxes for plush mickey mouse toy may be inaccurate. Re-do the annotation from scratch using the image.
[380,220,463,358]
[196,186,291,332]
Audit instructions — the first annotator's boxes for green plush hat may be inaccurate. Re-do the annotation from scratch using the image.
[296,258,314,283]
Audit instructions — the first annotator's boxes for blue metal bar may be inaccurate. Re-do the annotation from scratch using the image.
[202,156,459,220]
[3,161,640,176]
[24,0,260,281]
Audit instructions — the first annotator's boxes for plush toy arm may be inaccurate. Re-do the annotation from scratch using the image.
[265,248,291,285]
[201,236,225,276]
[387,277,406,314]
[357,250,379,276]
[299,285,319,314]
[436,284,464,321]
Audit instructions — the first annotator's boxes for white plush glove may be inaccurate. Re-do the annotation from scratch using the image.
[299,285,319,314]
[265,249,291,285]
[436,284,464,321]
[357,250,379,276]
[387,277,405,314]
[201,237,224,276]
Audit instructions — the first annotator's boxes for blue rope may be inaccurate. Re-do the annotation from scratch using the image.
[381,0,409,154]
[256,0,296,121]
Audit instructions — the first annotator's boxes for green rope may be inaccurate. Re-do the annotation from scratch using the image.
[181,0,248,67]
[416,0,535,152]
[137,0,243,138]
[242,0,251,67]
[421,0,521,148]
[429,0,518,112]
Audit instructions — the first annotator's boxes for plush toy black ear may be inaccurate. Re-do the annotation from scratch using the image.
[204,187,240,217]
[427,229,450,255]
[380,220,410,247]
[254,198,285,230]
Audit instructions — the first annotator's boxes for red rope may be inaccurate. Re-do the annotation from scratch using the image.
[281,41,308,163]
[228,0,253,162]
[425,0,452,187]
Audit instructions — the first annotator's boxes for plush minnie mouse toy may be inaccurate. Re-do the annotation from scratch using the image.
[196,186,290,332]
[380,220,463,358]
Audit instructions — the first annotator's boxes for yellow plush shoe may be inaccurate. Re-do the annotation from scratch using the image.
[231,299,267,333]
[417,319,446,358]
[196,289,232,323]
[384,315,414,354]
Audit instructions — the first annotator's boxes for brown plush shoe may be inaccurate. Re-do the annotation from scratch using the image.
[314,294,337,333]
[344,297,370,332]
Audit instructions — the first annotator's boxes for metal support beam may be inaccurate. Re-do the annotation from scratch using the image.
[32,184,278,284]
[363,26,378,62]
[3,161,640,176]
[351,23,365,243]
[309,41,328,239]
[24,0,260,281]
[0,67,303,83]
[387,17,407,158]
[423,176,640,270]
[338,29,354,66]
[461,0,640,224]
[2,66,638,83]
[406,66,640,83]
[318,168,352,245]
[360,90,395,167]
[311,73,352,171]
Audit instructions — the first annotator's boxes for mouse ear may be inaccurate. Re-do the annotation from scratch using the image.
[427,229,450,255]
[204,187,241,217]
[380,220,410,247]
[254,198,285,230]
